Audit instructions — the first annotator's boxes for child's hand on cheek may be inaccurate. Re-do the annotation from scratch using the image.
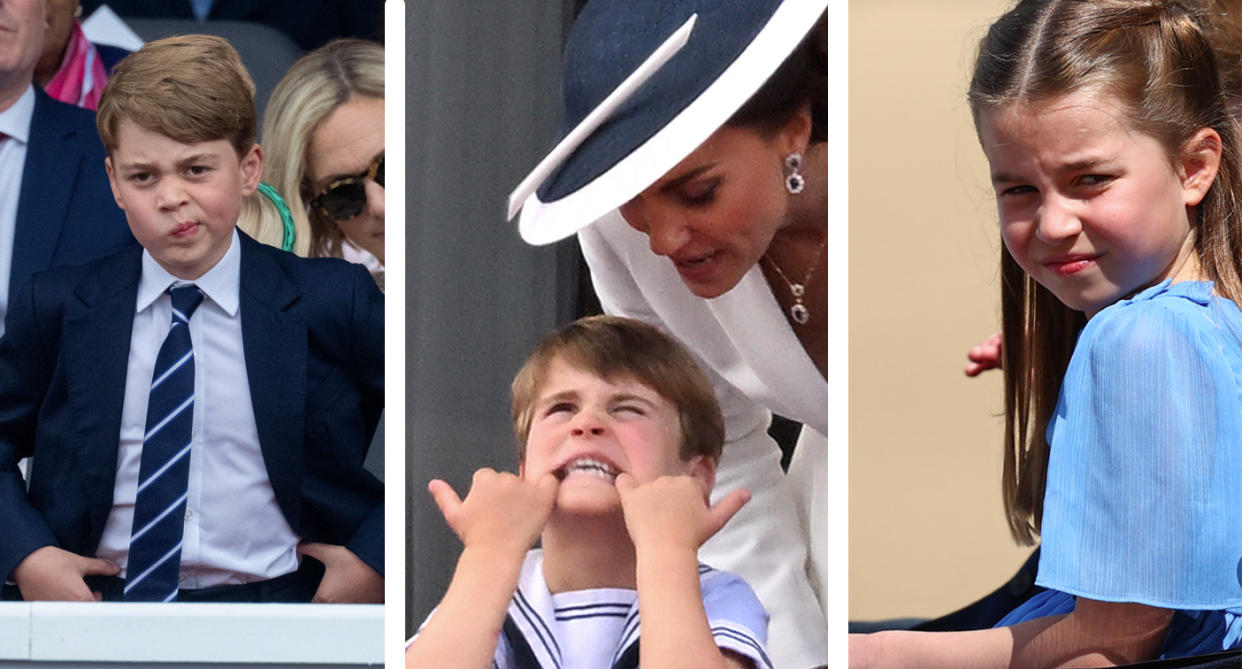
[428,468,559,559]
[615,473,750,555]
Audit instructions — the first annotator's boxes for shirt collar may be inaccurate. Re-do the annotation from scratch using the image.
[0,85,36,144]
[137,228,241,316]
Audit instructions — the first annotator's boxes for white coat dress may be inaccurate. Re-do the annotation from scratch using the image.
[579,210,829,669]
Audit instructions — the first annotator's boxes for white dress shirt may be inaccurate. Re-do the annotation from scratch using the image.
[97,229,300,587]
[0,85,36,337]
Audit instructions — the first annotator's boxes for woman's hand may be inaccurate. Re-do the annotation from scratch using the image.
[965,331,1003,377]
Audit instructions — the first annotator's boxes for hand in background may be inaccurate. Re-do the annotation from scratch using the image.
[615,473,750,553]
[428,468,559,559]
[965,331,1003,377]
[11,545,119,601]
[299,542,383,603]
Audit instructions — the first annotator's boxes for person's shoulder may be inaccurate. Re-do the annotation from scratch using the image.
[31,86,99,135]
[30,244,140,292]
[698,564,772,668]
[699,564,764,608]
[1080,280,1220,360]
[11,246,141,329]
[240,232,373,289]
[237,234,381,352]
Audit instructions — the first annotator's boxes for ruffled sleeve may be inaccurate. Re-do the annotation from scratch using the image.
[1037,284,1242,610]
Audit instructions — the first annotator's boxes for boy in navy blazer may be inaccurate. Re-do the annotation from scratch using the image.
[0,35,383,603]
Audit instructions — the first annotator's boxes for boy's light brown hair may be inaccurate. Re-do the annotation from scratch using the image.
[511,315,725,463]
[97,34,256,157]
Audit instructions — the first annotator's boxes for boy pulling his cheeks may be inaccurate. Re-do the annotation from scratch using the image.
[408,316,769,669]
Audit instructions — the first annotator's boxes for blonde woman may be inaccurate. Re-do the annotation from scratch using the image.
[244,38,385,286]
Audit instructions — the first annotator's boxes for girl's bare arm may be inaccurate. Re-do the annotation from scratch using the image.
[850,598,1172,669]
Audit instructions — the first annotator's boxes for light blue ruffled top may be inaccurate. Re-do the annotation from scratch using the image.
[997,280,1242,656]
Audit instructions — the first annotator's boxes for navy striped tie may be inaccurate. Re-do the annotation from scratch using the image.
[124,285,203,602]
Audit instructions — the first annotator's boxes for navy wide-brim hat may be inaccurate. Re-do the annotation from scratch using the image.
[508,0,827,246]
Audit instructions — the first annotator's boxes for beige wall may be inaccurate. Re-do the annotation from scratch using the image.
[849,0,1034,621]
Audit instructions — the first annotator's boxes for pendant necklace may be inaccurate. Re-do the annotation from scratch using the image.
[763,237,826,325]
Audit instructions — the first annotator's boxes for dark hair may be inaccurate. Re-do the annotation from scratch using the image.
[511,316,725,464]
[970,0,1242,544]
[728,11,827,143]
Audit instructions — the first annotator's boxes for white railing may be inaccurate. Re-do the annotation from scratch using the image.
[0,602,383,667]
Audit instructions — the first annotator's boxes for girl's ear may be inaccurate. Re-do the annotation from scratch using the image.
[683,455,717,501]
[1178,127,1222,207]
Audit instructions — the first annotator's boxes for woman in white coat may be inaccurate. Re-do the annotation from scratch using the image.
[508,1,828,666]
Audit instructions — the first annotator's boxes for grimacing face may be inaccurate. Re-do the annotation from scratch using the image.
[981,89,1216,316]
[520,358,712,517]
[106,121,262,280]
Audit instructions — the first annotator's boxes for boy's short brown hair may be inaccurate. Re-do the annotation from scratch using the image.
[97,34,256,157]
[511,316,725,463]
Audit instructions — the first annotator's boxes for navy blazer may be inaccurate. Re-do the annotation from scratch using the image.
[9,87,134,309]
[0,232,384,583]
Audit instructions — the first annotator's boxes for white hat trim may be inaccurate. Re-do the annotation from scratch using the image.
[506,14,697,222]
[514,0,828,246]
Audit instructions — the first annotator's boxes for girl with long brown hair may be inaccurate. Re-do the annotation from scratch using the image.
[853,0,1242,665]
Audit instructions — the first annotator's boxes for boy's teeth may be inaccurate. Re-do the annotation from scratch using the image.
[562,457,618,481]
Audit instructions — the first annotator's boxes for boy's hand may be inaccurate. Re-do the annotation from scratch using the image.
[11,545,119,601]
[615,473,750,553]
[428,469,559,557]
[298,542,384,603]
[408,469,557,668]
[620,475,755,669]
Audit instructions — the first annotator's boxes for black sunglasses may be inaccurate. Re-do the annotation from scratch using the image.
[309,154,385,221]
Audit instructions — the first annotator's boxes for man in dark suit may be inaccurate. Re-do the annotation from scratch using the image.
[0,34,382,603]
[0,0,134,336]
